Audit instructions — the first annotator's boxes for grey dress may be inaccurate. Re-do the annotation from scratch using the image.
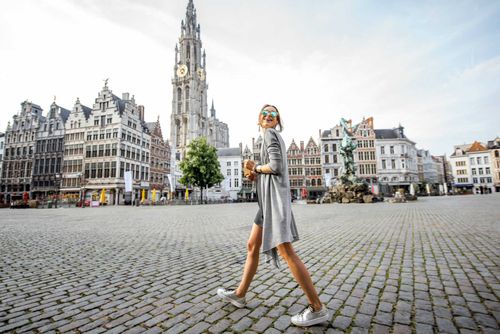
[254,128,300,268]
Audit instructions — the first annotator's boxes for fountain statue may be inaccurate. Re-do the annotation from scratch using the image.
[339,118,359,185]
[322,118,379,204]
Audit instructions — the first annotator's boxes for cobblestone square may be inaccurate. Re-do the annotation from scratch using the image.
[1,195,499,333]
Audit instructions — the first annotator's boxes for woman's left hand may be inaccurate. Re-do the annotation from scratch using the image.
[244,160,256,171]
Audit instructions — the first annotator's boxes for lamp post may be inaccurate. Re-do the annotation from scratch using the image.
[54,173,61,208]
[80,173,86,208]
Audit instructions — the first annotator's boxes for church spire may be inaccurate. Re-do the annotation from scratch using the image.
[185,0,197,32]
[210,99,216,118]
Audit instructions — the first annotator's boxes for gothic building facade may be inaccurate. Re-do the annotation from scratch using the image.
[1,101,44,202]
[353,117,377,186]
[146,118,171,196]
[61,98,92,197]
[31,102,70,199]
[170,0,229,193]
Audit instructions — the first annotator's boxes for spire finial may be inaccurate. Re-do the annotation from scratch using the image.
[104,78,109,87]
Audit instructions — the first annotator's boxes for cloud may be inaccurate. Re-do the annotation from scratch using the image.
[0,0,499,157]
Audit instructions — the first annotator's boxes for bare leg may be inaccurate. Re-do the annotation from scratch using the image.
[277,242,322,311]
[235,223,263,297]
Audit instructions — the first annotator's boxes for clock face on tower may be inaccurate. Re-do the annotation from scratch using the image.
[197,68,205,81]
[176,64,188,78]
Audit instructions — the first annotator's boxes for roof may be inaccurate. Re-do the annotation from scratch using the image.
[81,105,92,119]
[375,129,400,139]
[321,130,331,137]
[217,147,241,157]
[112,94,126,114]
[306,137,318,147]
[287,139,300,151]
[487,137,500,149]
[145,122,156,132]
[59,107,71,123]
[468,141,487,152]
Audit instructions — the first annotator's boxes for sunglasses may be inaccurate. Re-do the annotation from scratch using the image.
[261,110,278,118]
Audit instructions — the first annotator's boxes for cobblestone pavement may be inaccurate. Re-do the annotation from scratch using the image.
[1,195,499,334]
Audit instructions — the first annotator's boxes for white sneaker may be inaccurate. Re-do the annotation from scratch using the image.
[291,304,330,327]
[217,288,246,308]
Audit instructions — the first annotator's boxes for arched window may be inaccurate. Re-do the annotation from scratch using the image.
[496,150,499,158]
[185,86,190,113]
[177,88,182,113]
[311,179,316,186]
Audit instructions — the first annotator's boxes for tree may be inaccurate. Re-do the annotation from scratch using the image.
[179,137,224,203]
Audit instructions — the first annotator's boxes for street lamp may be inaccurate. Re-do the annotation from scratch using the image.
[54,173,61,208]
[80,173,86,208]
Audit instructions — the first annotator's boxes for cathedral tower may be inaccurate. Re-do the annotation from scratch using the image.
[170,0,209,160]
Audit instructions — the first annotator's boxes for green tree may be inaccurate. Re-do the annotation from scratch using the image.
[179,137,224,203]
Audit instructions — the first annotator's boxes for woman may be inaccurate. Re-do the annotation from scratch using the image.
[217,104,330,327]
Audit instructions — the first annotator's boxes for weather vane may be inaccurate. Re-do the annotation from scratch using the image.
[104,78,109,87]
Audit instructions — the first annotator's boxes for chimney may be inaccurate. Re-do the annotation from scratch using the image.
[300,141,304,152]
[252,137,255,149]
[319,129,322,139]
[122,92,130,100]
[138,105,145,121]
[239,142,242,154]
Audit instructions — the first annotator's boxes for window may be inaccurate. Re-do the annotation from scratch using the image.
[324,144,329,152]
[382,159,387,169]
[227,161,231,166]
[97,162,103,178]
[91,163,97,178]
[390,146,394,154]
[391,159,396,169]
[234,178,239,188]
[470,158,475,165]
[325,155,329,163]
[484,156,489,164]
[234,168,238,176]
[479,168,483,175]
[472,168,476,175]
[381,146,385,154]
[486,167,490,174]
[227,169,231,176]
[477,157,481,164]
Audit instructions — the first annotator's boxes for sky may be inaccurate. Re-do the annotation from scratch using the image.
[1,0,499,155]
